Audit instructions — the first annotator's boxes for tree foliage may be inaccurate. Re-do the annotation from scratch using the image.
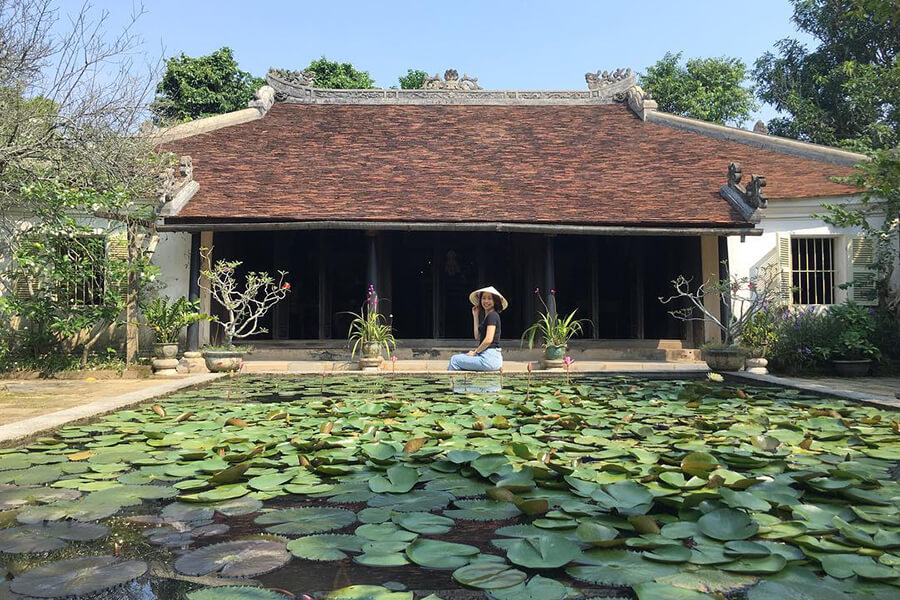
[819,150,900,308]
[0,0,167,369]
[398,69,427,89]
[753,0,900,151]
[151,47,265,122]
[302,57,374,89]
[639,52,757,126]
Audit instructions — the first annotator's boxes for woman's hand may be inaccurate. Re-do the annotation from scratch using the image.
[466,350,477,357]
[471,305,480,318]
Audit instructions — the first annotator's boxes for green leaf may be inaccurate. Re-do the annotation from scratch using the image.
[394,512,454,535]
[697,509,759,541]
[286,534,362,561]
[405,538,479,569]
[506,536,581,569]
[369,465,418,494]
[633,582,715,600]
[254,507,356,535]
[487,575,567,600]
[453,560,527,589]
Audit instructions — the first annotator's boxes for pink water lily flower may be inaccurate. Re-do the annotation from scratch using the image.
[563,356,574,366]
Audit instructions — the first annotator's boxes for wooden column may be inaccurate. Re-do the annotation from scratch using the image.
[630,240,645,339]
[198,231,213,346]
[317,231,328,340]
[718,236,732,343]
[591,237,599,339]
[366,231,378,293]
[272,232,290,339]
[432,235,441,338]
[545,234,557,318]
[186,232,201,351]
[700,235,722,343]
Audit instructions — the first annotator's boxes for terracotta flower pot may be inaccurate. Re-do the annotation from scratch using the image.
[202,350,244,373]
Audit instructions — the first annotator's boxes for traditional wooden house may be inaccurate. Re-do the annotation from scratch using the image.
[150,68,887,358]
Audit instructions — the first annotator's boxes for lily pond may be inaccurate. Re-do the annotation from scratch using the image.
[0,375,899,600]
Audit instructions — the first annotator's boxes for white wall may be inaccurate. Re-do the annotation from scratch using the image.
[728,196,900,306]
[153,231,192,301]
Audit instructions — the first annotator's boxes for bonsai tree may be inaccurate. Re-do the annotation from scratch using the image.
[346,285,395,359]
[521,288,589,351]
[659,264,779,347]
[198,248,291,348]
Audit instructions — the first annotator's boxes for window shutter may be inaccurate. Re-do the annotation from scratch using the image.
[106,234,130,300]
[776,233,792,306]
[13,275,37,300]
[850,236,877,306]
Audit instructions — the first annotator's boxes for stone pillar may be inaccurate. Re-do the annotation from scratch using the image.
[544,235,557,318]
[198,231,213,347]
[699,236,722,344]
[186,232,201,351]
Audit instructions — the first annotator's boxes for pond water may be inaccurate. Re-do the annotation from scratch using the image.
[0,374,898,600]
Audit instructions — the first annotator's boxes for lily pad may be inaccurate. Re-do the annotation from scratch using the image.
[174,539,291,577]
[453,560,527,589]
[698,509,759,541]
[10,556,147,598]
[287,534,363,560]
[254,507,356,535]
[406,538,480,569]
[187,587,291,600]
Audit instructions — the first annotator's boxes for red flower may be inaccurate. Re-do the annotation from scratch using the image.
[282,282,291,290]
[748,282,756,291]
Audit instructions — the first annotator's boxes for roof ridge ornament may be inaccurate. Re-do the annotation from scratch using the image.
[422,69,481,90]
[720,162,767,222]
[268,68,316,88]
[585,68,633,90]
[625,85,657,121]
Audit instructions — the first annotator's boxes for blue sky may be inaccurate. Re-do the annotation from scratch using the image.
[78,0,816,124]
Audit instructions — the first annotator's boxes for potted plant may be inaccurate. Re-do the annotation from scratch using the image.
[198,248,291,373]
[140,296,208,375]
[739,305,779,374]
[818,302,881,376]
[521,288,588,369]
[660,265,779,372]
[346,285,395,371]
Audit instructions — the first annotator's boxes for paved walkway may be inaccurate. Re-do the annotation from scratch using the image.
[0,374,221,447]
[732,372,900,410]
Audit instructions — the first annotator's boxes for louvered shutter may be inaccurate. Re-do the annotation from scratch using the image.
[106,233,130,302]
[13,275,37,300]
[776,233,792,306]
[849,236,877,306]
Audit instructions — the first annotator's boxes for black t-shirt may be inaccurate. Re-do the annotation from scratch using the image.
[479,311,502,349]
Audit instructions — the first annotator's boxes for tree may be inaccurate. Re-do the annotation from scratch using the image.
[302,57,374,89]
[819,150,900,309]
[0,0,168,368]
[639,52,757,127]
[754,0,900,151]
[398,69,427,89]
[151,47,265,122]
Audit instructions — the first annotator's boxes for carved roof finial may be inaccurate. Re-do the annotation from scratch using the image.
[721,161,767,221]
[422,69,481,90]
[585,67,633,90]
[753,120,769,135]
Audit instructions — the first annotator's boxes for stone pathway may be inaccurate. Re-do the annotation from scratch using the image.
[732,372,900,410]
[0,374,221,446]
[241,359,709,374]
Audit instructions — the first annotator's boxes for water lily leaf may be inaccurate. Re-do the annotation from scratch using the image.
[453,560,527,589]
[661,521,700,539]
[368,490,452,512]
[697,509,758,541]
[0,521,106,553]
[655,568,758,594]
[591,480,654,516]
[174,539,291,577]
[369,465,418,494]
[643,544,692,563]
[681,452,719,477]
[187,587,291,600]
[255,507,356,535]
[506,536,581,569]
[395,512,454,535]
[209,461,252,485]
[487,575,567,600]
[10,556,147,598]
[355,551,410,567]
[248,472,293,492]
[356,523,418,542]
[720,554,787,575]
[328,585,413,600]
[406,538,480,569]
[566,550,677,586]
[446,499,521,521]
[719,488,770,511]
[287,534,363,560]
[633,582,715,600]
[211,496,263,516]
[724,541,772,557]
[162,501,215,522]
[575,521,619,546]
[0,486,80,509]
[181,483,250,503]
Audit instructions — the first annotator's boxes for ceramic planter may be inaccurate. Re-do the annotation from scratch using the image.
[832,359,872,377]
[702,347,748,372]
[202,350,244,373]
[542,345,566,369]
[358,341,383,371]
[151,343,179,376]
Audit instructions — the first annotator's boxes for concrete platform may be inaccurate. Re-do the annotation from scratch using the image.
[241,359,709,374]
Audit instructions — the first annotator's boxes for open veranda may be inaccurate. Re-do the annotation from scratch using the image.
[0,374,898,600]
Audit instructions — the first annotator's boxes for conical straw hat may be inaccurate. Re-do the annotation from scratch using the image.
[469,286,509,311]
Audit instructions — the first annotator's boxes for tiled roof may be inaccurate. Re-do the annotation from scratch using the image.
[162,102,858,227]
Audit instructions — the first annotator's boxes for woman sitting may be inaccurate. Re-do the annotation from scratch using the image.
[448,286,507,372]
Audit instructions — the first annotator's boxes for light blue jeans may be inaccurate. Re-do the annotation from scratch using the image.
[447,348,502,371]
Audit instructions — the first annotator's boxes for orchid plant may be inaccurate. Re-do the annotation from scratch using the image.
[521,288,589,349]
[346,285,396,359]
[198,247,291,348]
